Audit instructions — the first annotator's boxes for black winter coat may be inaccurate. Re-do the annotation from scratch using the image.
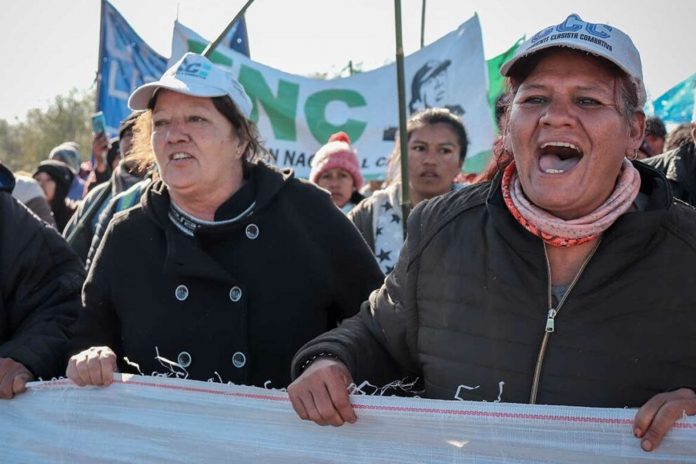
[71,162,383,388]
[293,162,696,408]
[0,164,84,378]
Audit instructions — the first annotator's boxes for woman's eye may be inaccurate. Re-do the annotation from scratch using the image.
[410,144,426,152]
[440,148,454,155]
[577,97,601,106]
[521,96,546,104]
[153,119,168,127]
[188,115,206,123]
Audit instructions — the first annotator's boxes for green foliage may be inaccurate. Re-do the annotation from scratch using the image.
[0,89,95,174]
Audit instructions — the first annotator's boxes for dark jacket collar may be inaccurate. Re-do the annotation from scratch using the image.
[142,161,293,228]
[139,161,294,281]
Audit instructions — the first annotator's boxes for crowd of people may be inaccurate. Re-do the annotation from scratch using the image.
[1,13,695,455]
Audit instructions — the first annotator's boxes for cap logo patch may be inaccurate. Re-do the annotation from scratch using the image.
[175,58,212,80]
[530,14,613,50]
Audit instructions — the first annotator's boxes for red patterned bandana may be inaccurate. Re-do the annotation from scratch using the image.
[501,159,641,247]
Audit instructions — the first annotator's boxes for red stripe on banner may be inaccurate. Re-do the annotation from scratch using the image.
[37,378,696,430]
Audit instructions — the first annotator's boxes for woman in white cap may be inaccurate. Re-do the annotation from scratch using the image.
[66,53,383,389]
[288,14,696,452]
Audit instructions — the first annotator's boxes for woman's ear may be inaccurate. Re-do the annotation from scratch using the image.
[628,111,646,152]
[236,139,250,160]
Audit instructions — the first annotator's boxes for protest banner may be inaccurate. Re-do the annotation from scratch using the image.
[3,375,695,462]
[171,15,494,178]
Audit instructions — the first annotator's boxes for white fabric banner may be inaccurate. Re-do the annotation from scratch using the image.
[3,374,695,463]
[171,16,494,179]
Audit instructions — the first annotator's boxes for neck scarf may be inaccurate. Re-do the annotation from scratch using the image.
[501,158,641,247]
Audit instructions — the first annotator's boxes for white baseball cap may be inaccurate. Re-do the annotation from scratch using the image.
[128,52,253,118]
[500,14,646,107]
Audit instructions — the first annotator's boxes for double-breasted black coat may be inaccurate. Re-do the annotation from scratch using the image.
[71,162,383,387]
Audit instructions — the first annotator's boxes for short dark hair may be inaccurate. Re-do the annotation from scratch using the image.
[645,116,667,139]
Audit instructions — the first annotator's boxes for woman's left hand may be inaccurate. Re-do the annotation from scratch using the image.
[633,388,696,451]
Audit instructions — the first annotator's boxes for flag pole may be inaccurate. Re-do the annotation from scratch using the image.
[419,0,427,49]
[202,0,256,57]
[96,0,107,111]
[394,0,410,238]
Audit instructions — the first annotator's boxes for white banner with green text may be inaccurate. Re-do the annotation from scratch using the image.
[171,16,494,179]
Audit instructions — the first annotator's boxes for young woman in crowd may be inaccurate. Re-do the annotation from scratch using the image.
[348,108,468,273]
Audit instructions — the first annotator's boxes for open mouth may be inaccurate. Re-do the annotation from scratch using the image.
[538,142,583,174]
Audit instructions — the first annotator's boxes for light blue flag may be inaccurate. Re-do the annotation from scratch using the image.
[653,73,696,124]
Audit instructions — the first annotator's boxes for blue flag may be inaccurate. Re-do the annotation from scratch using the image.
[223,15,250,57]
[98,0,250,134]
[653,73,696,125]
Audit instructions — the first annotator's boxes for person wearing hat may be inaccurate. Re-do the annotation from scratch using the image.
[10,171,56,227]
[48,142,86,201]
[33,159,77,232]
[63,110,148,263]
[66,53,383,389]
[288,14,696,452]
[309,132,365,213]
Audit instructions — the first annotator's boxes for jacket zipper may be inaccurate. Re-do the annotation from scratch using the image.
[528,238,601,404]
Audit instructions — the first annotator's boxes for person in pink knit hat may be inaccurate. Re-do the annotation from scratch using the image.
[310,132,365,213]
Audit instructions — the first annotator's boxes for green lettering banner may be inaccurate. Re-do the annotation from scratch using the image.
[172,17,493,178]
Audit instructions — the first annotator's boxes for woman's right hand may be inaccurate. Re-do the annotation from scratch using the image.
[66,346,117,387]
[287,358,357,426]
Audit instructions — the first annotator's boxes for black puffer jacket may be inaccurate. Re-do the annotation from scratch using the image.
[71,162,383,388]
[293,162,696,408]
[0,164,84,378]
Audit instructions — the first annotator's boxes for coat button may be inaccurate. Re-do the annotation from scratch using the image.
[229,286,242,302]
[245,223,259,240]
[232,351,246,368]
[175,285,189,301]
[177,351,192,368]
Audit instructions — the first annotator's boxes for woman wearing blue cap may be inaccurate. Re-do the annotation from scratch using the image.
[288,14,696,452]
[66,53,383,389]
